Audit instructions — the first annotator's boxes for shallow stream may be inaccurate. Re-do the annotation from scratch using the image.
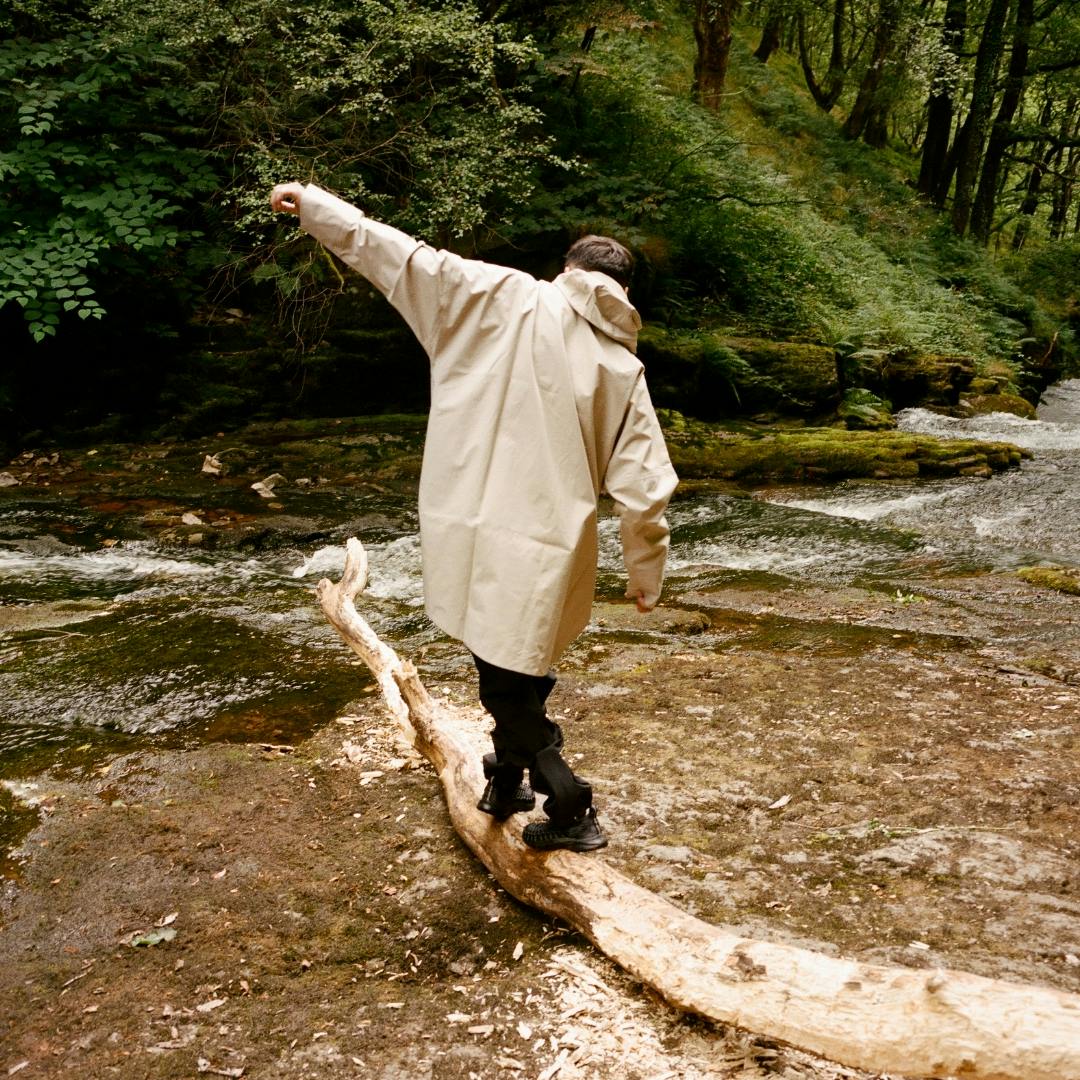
[1,381,1077,785]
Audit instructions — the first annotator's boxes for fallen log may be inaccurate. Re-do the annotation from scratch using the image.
[317,537,1080,1080]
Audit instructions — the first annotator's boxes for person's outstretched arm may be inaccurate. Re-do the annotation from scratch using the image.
[270,183,527,355]
[602,377,678,612]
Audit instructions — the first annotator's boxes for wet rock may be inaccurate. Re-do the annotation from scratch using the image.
[0,472,19,488]
[962,392,1037,420]
[0,599,114,633]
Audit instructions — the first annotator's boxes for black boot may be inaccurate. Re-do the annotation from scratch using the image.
[476,753,536,819]
[523,807,608,852]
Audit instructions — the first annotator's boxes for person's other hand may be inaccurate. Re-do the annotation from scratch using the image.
[270,183,304,214]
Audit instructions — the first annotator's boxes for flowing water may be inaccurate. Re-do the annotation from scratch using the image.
[758,379,1080,572]
[2,382,1078,784]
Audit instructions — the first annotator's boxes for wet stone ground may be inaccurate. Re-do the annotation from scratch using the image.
[1,424,1078,1078]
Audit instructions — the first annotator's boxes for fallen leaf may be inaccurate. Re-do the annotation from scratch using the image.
[212,868,227,880]
[156,912,178,928]
[517,1021,533,1039]
[447,1012,472,1024]
[122,927,177,948]
[196,998,227,1013]
[768,794,792,810]
[512,942,524,961]
[468,1025,494,1036]
[908,940,931,951]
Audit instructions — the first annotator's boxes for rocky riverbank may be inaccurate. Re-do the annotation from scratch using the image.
[2,418,1078,1080]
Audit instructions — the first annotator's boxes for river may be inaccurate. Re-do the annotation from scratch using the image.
[1,381,1078,784]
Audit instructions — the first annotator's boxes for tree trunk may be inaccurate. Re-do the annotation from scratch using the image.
[1048,105,1080,239]
[1050,141,1080,239]
[1011,96,1055,250]
[753,8,784,63]
[917,0,967,201]
[693,0,738,109]
[796,0,847,112]
[317,537,1080,1080]
[950,0,1011,236]
[969,0,1034,245]
[842,0,904,145]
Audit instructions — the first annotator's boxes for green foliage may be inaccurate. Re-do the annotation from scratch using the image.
[0,32,217,342]
[839,388,895,431]
[94,0,559,244]
[666,201,842,331]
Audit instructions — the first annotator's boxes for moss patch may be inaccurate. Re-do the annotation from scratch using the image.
[1017,565,1080,596]
[658,412,1029,483]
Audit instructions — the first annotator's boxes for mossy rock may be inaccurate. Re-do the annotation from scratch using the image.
[961,393,1037,420]
[660,416,1029,484]
[637,326,742,417]
[843,348,978,410]
[1016,566,1080,596]
[638,328,839,418]
[722,337,839,413]
[838,388,895,431]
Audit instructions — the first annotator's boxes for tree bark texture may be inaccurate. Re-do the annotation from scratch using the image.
[917,0,967,201]
[753,8,784,63]
[842,0,904,145]
[950,0,1011,236]
[970,0,1035,244]
[796,0,848,112]
[318,538,1080,1080]
[1011,97,1055,251]
[693,0,737,109]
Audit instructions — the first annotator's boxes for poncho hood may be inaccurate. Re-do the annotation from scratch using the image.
[554,269,642,353]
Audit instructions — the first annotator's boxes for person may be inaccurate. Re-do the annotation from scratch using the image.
[271,182,677,852]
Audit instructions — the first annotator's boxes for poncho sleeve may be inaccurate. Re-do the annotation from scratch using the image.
[298,184,529,357]
[603,375,679,609]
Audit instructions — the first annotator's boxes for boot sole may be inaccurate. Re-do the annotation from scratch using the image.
[522,831,608,852]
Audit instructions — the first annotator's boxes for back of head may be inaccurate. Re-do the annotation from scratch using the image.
[564,235,634,289]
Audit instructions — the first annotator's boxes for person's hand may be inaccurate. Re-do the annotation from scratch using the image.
[270,183,304,214]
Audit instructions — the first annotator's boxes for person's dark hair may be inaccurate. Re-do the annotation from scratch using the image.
[564,234,634,288]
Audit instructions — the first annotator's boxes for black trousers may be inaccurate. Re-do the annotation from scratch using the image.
[472,654,592,825]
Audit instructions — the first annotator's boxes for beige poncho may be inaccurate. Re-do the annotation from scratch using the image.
[300,185,677,674]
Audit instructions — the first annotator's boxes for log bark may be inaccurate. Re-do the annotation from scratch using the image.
[318,538,1080,1080]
